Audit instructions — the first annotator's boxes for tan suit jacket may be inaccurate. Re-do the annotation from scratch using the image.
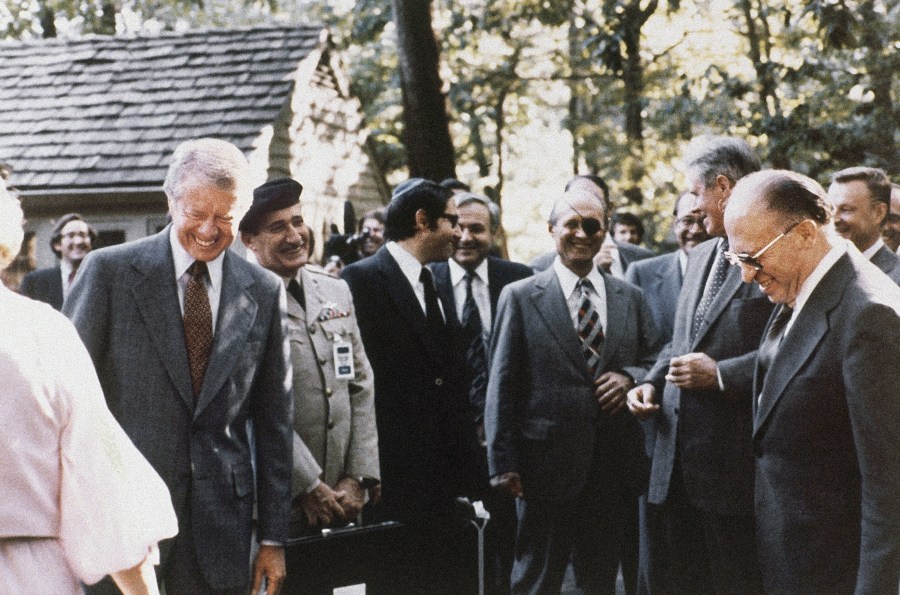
[288,265,379,497]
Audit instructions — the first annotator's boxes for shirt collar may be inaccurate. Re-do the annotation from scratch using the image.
[449,257,489,288]
[791,238,847,316]
[385,241,424,289]
[169,225,225,290]
[60,259,75,278]
[861,237,885,260]
[553,255,604,298]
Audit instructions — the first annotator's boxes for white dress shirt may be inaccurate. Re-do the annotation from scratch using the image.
[386,241,445,321]
[553,256,608,331]
[169,227,225,333]
[449,257,491,338]
[861,237,885,260]
[782,239,847,339]
[60,259,75,300]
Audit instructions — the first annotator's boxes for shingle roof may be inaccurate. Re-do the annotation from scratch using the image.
[0,25,327,193]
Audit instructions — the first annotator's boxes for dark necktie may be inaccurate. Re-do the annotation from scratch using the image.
[462,272,489,417]
[758,304,793,378]
[419,267,445,337]
[287,278,305,309]
[576,278,605,378]
[691,240,730,343]
[184,261,213,400]
[67,268,77,288]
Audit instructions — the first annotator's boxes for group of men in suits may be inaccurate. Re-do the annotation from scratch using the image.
[22,130,900,595]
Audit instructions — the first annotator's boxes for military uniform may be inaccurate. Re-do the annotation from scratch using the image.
[286,265,380,498]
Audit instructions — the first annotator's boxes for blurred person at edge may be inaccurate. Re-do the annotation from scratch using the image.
[828,167,900,284]
[0,177,177,594]
[20,212,96,310]
[880,183,900,253]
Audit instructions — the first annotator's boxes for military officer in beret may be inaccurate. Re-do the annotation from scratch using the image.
[240,179,380,551]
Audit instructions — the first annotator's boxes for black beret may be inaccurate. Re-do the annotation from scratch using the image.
[239,178,303,233]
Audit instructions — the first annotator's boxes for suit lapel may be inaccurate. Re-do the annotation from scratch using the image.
[528,269,587,374]
[754,255,850,434]
[195,250,258,417]
[130,230,195,411]
[600,274,628,371]
[432,262,461,328]
[376,249,440,360]
[487,257,503,324]
[689,241,743,349]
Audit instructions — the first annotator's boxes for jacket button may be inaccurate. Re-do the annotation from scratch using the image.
[309,326,316,334]
[318,357,327,365]
[327,419,335,430]
[325,387,333,396]
[673,407,679,415]
[435,377,443,386]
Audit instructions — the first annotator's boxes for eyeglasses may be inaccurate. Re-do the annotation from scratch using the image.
[439,213,460,227]
[724,220,802,271]
[61,231,91,240]
[676,215,705,228]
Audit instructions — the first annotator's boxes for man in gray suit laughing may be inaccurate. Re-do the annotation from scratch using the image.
[65,139,293,595]
[486,188,661,594]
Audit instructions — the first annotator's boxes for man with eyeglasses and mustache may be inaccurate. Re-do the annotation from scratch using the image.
[627,135,773,595]
[486,188,660,594]
[20,212,96,310]
[723,169,900,595]
[341,179,485,594]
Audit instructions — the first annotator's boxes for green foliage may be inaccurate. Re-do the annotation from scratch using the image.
[2,0,896,249]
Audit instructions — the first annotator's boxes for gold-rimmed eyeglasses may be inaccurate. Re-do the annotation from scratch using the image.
[724,220,802,271]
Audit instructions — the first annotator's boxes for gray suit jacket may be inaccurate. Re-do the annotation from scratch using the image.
[645,238,774,515]
[288,265,379,496]
[485,267,661,502]
[625,251,683,342]
[870,244,900,284]
[63,227,293,590]
[752,251,900,595]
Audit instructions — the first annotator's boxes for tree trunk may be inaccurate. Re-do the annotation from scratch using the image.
[392,0,456,181]
[39,4,56,38]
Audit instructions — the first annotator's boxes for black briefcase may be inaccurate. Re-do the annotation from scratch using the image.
[283,521,406,594]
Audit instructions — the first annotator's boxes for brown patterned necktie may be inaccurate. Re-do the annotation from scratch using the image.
[184,260,213,400]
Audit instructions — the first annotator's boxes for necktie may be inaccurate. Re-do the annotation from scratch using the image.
[287,278,305,309]
[758,304,793,378]
[67,268,77,288]
[419,267,445,337]
[576,278,605,378]
[463,272,489,417]
[691,240,730,343]
[184,261,213,400]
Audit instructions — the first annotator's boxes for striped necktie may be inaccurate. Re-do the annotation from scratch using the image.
[462,272,488,418]
[576,278,604,378]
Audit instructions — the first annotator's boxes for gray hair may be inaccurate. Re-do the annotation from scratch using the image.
[454,192,500,231]
[0,178,24,269]
[684,135,761,188]
[163,138,252,209]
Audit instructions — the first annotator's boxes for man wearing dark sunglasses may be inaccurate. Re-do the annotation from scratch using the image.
[723,169,900,595]
[628,135,773,595]
[486,188,661,594]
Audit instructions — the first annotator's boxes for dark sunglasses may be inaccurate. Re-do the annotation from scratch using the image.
[439,213,460,227]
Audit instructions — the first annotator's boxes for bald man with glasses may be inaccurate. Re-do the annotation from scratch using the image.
[723,170,900,594]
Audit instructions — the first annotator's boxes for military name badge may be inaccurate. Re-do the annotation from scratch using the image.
[333,339,354,380]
